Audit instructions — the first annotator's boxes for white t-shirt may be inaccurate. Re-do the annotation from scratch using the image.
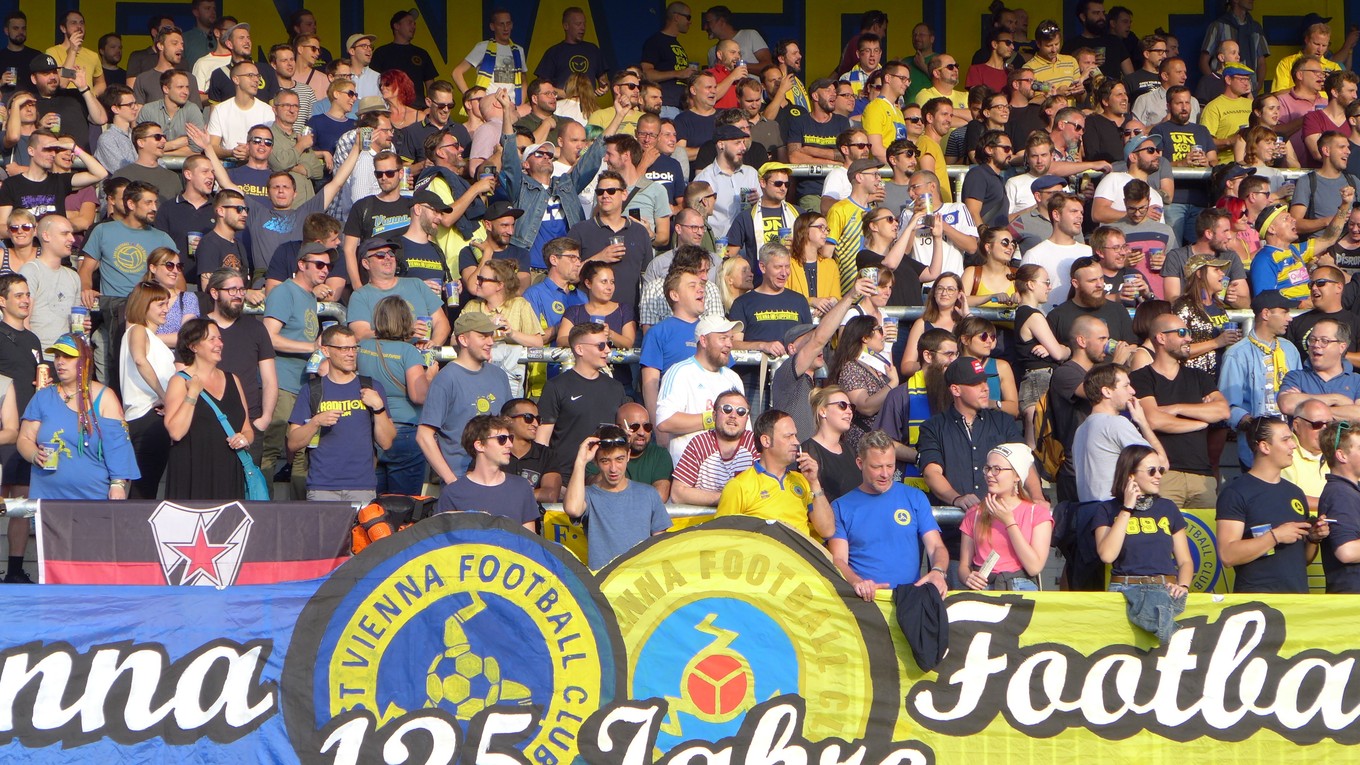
[119,324,177,421]
[1005,172,1041,215]
[1020,240,1094,311]
[191,53,232,95]
[205,98,276,150]
[821,166,851,203]
[706,29,770,67]
[1093,171,1164,214]
[656,355,745,462]
[911,202,976,281]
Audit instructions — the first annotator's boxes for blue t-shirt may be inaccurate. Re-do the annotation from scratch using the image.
[307,112,355,154]
[831,483,939,586]
[528,196,570,269]
[583,481,671,570]
[288,375,389,491]
[83,221,176,299]
[639,316,698,374]
[227,165,272,202]
[419,362,511,474]
[398,238,448,283]
[644,155,686,204]
[437,473,538,524]
[523,278,587,335]
[357,338,426,425]
[262,280,319,394]
[348,278,443,329]
[24,385,140,499]
[1281,367,1360,401]
[1093,497,1187,577]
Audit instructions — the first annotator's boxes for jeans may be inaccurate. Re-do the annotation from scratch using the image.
[376,424,426,496]
[1163,203,1202,249]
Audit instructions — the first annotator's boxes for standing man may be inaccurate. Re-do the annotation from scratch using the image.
[1021,192,1094,311]
[1161,208,1248,305]
[418,312,512,482]
[1073,363,1167,503]
[1123,34,1168,98]
[568,170,653,310]
[564,426,671,570]
[604,133,672,247]
[826,157,884,293]
[1201,0,1268,87]
[112,122,185,202]
[523,237,586,337]
[701,6,771,73]
[1199,63,1255,158]
[341,151,413,281]
[93,85,140,175]
[962,130,1012,228]
[207,268,277,462]
[1150,87,1216,243]
[287,325,393,503]
[192,190,250,288]
[183,0,218,68]
[346,33,380,100]
[913,53,968,121]
[138,71,206,157]
[1132,57,1199,127]
[536,321,628,485]
[153,155,215,281]
[1092,133,1165,223]
[131,27,200,108]
[1130,313,1231,508]
[1047,315,1123,502]
[724,162,800,277]
[716,409,835,540]
[639,256,712,414]
[641,2,698,109]
[785,79,851,210]
[439,415,538,527]
[1290,133,1359,234]
[0,275,36,582]
[1220,290,1300,468]
[729,242,811,354]
[862,60,910,163]
[30,52,106,153]
[204,61,276,159]
[535,7,605,91]
[372,10,437,106]
[46,11,104,98]
[452,10,527,105]
[20,215,81,353]
[1062,0,1132,79]
[206,23,279,104]
[0,12,38,98]
[347,238,449,345]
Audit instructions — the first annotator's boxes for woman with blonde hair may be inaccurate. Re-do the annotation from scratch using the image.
[0,209,36,275]
[900,272,968,376]
[959,443,1052,590]
[801,385,861,501]
[556,72,601,125]
[464,257,545,396]
[718,256,753,313]
[120,282,176,498]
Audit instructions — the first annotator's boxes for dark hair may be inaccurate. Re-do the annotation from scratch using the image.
[579,260,612,285]
[753,409,791,453]
[594,424,630,457]
[1132,299,1173,343]
[1123,178,1151,202]
[1083,362,1130,401]
[1109,443,1157,501]
[828,315,880,385]
[176,318,219,365]
[1244,415,1289,455]
[461,414,512,461]
[502,397,536,416]
[923,272,964,324]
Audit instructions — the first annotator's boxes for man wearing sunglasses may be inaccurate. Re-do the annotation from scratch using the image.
[193,189,250,292]
[536,320,626,487]
[672,390,756,506]
[914,54,968,130]
[348,237,448,348]
[1092,133,1165,225]
[1284,266,1360,365]
[501,398,558,504]
[1221,290,1300,469]
[1252,189,1352,308]
[437,414,537,529]
[1129,313,1230,509]
[225,125,291,203]
[595,402,674,502]
[340,151,412,281]
[1284,399,1334,513]
[110,121,184,204]
[308,78,358,161]
[962,130,1012,229]
[565,425,671,570]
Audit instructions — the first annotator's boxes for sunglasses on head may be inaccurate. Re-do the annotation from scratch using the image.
[719,403,749,417]
[595,436,629,448]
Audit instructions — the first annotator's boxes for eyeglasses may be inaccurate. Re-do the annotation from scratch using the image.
[248,137,274,146]
[303,259,331,270]
[1146,48,1168,55]
[161,261,183,271]
[508,412,539,424]
[718,403,749,417]
[7,223,33,232]
[808,223,828,230]
[623,420,653,433]
[1159,327,1190,337]
[826,400,852,411]
[218,286,246,294]
[596,187,625,196]
[477,275,501,284]
[935,285,960,293]
[585,341,611,351]
[1307,336,1343,348]
[1142,466,1168,476]
[235,72,261,80]
[374,169,400,178]
[1127,204,1150,214]
[482,434,513,446]
[324,344,360,353]
[222,204,248,213]
[116,101,138,109]
[981,465,1016,475]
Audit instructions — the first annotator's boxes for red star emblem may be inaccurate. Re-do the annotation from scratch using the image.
[170,518,234,585]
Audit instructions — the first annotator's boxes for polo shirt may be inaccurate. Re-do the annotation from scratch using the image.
[831,483,939,586]
[961,163,1008,228]
[523,277,586,334]
[715,461,817,538]
[916,407,1023,505]
[1280,367,1360,401]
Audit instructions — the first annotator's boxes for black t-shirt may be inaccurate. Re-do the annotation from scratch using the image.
[1284,308,1360,359]
[36,92,93,151]
[506,441,551,488]
[195,230,248,281]
[538,369,628,477]
[801,437,861,502]
[1216,473,1312,593]
[0,173,73,220]
[1047,299,1136,347]
[456,244,530,281]
[1062,33,1131,80]
[0,46,39,97]
[673,110,717,149]
[1331,242,1360,271]
[371,43,439,105]
[1006,105,1048,149]
[0,321,40,413]
[784,110,850,198]
[855,249,925,308]
[1082,112,1124,164]
[641,32,692,107]
[344,195,413,242]
[207,64,280,104]
[1049,360,1091,455]
[729,289,812,343]
[643,155,685,205]
[1129,364,1217,475]
[960,164,1008,228]
[1320,473,1360,593]
[534,41,606,89]
[154,195,216,281]
[1123,70,1161,99]
[217,315,275,421]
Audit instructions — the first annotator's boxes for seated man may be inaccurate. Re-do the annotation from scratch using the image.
[564,425,671,570]
[1278,318,1360,422]
[829,429,949,601]
[716,409,835,539]
[671,391,757,506]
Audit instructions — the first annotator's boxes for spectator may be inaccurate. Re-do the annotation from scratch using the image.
[1252,196,1351,307]
[308,79,357,159]
[1020,192,1092,311]
[900,272,968,377]
[94,84,139,173]
[818,128,872,214]
[830,429,947,600]
[206,269,276,463]
[692,124,757,244]
[1048,315,1120,501]
[1011,174,1073,255]
[916,98,953,201]
[194,190,250,292]
[500,398,556,502]
[959,443,1053,590]
[438,414,537,526]
[962,130,1012,228]
[592,401,673,502]
[18,333,136,499]
[45,10,107,97]
[1278,317,1360,422]
[716,408,834,539]
[656,315,743,462]
[1320,419,1360,592]
[1094,444,1193,596]
[1112,179,1178,297]
[1201,0,1267,88]
[204,61,275,159]
[1173,254,1241,380]
[0,12,37,98]
[328,102,398,220]
[1092,132,1164,224]
[1023,20,1082,101]
[1274,20,1352,94]
[1074,362,1167,505]
[182,0,216,68]
[1276,57,1326,163]
[1217,416,1326,593]
[401,81,456,163]
[1287,266,1360,363]
[567,169,652,310]
[356,295,437,497]
[1090,226,1151,308]
[839,33,883,105]
[1123,35,1168,99]
[561,262,637,350]
[1161,208,1247,306]
[673,73,720,159]
[826,157,885,293]
[190,17,236,94]
[1048,255,1137,344]
[522,237,586,339]
[119,281,174,498]
[269,89,323,189]
[836,11,888,78]
[785,79,851,210]
[707,39,747,110]
[640,3,697,108]
[875,328,956,480]
[800,385,862,502]
[206,23,280,104]
[717,250,752,313]
[0,131,106,229]
[724,163,799,280]
[729,243,810,355]
[671,390,756,506]
[1291,132,1359,234]
[131,28,201,109]
[1132,58,1200,127]
[536,321,627,485]
[914,53,968,123]
[640,263,710,415]
[860,60,909,163]
[346,237,449,345]
[339,150,411,280]
[1130,313,1231,508]
[1282,398,1332,512]
[968,29,1015,93]
[564,425,670,569]
[535,8,605,90]
[344,33,380,101]
[1062,0,1132,79]
[1195,39,1239,104]
[371,10,437,106]
[20,215,82,352]
[1220,290,1301,468]
[1200,63,1254,159]
[112,122,185,203]
[418,312,511,483]
[772,282,875,442]
[958,315,1019,416]
[452,11,527,104]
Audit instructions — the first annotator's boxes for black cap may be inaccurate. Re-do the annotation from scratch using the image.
[411,189,452,213]
[482,200,524,222]
[30,54,58,73]
[1251,289,1293,313]
[893,581,949,671]
[358,237,399,258]
[944,357,990,385]
[713,124,750,142]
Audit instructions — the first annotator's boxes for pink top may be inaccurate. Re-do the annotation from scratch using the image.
[960,500,1054,574]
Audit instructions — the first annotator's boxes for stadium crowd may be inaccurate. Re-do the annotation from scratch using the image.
[0,1,1356,603]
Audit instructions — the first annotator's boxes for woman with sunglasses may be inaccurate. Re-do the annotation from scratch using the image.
[1095,444,1193,598]
[119,282,176,498]
[1233,96,1301,170]
[0,209,36,276]
[1174,254,1240,378]
[464,258,545,397]
[357,296,438,496]
[143,247,198,347]
[556,261,636,351]
[1215,195,1260,265]
[962,227,1018,307]
[960,443,1052,590]
[1013,264,1070,446]
[960,92,1013,165]
[854,206,944,311]
[901,272,968,376]
[829,315,898,454]
[802,385,861,502]
[786,212,841,315]
[957,315,1019,417]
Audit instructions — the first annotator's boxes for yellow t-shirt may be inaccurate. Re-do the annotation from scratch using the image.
[44,45,103,89]
[463,296,543,341]
[916,134,952,203]
[716,464,817,538]
[826,197,870,294]
[587,105,640,135]
[1200,94,1254,145]
[861,97,907,153]
[913,85,968,111]
[1273,53,1342,94]
[1024,54,1080,98]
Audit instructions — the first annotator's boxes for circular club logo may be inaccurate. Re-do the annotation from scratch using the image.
[598,516,898,755]
[283,512,623,763]
[1183,512,1223,592]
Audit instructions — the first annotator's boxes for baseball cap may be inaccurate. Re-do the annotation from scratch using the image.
[1222,63,1255,78]
[783,323,817,347]
[391,9,419,27]
[1183,253,1231,277]
[1122,133,1163,161]
[483,200,524,222]
[847,157,885,176]
[46,333,83,358]
[453,311,498,335]
[1251,290,1293,313]
[809,77,837,93]
[521,141,558,163]
[1222,163,1258,182]
[30,54,58,73]
[221,22,250,40]
[346,33,377,50]
[411,189,452,213]
[944,357,989,386]
[1030,174,1067,193]
[358,237,399,258]
[695,315,742,340]
[299,242,332,259]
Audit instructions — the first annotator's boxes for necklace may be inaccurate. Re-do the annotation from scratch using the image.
[57,385,77,403]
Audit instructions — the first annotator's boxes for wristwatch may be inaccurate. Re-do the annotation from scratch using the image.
[369,406,387,416]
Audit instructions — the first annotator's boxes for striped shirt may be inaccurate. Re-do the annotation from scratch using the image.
[674,431,758,492]
[827,197,870,293]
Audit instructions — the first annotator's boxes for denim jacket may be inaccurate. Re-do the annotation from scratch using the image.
[500,131,606,251]
[1220,331,1302,467]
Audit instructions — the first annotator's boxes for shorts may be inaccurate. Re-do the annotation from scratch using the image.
[1019,366,1053,412]
[0,444,31,488]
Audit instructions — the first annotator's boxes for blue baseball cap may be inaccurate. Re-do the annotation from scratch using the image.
[1030,174,1067,193]
[1123,133,1163,161]
[1223,63,1255,78]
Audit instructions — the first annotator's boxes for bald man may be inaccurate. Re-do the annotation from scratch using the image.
[589,401,674,501]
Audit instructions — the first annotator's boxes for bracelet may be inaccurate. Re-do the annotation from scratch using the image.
[1006,523,1019,530]
[810,489,824,499]
[185,395,198,405]
[78,88,90,94]
[702,411,715,430]
[370,406,387,416]
[1269,529,1280,545]
[930,566,945,574]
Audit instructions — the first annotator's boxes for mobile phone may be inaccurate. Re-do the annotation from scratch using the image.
[628,208,642,220]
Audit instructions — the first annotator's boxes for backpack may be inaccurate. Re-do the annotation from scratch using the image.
[1302,170,1360,219]
[308,374,377,418]
[351,494,436,554]
[1032,386,1065,482]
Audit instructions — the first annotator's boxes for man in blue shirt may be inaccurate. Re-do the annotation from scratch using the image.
[640,268,708,419]
[830,429,948,600]
[1279,317,1360,422]
[523,237,586,337]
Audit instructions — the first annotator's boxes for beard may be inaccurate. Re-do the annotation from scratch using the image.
[1083,16,1108,35]
[217,299,243,320]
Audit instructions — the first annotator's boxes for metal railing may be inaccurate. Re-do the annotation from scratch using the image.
[542,502,965,526]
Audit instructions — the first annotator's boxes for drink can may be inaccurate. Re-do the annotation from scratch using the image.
[69,306,88,334]
[416,315,433,341]
[423,349,435,367]
[778,226,792,246]
[305,349,324,375]
[35,363,51,389]
[859,267,880,285]
[300,125,312,137]
[42,444,58,470]
[1105,338,1119,356]
[444,280,460,306]
[49,114,60,134]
